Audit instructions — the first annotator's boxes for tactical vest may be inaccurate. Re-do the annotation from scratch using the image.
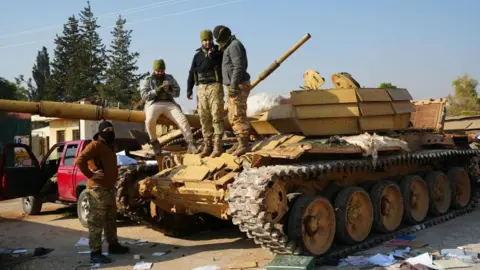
[193,50,221,85]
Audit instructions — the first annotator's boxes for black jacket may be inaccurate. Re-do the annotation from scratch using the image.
[187,45,223,97]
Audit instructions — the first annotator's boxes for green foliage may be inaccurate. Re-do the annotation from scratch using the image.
[378,82,397,88]
[15,46,51,101]
[78,0,107,102]
[47,15,83,102]
[446,73,480,116]
[104,15,141,109]
[0,77,28,100]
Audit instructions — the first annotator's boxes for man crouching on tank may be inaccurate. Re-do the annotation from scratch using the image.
[141,59,199,155]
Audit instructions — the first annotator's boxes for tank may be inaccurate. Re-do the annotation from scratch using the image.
[1,33,479,263]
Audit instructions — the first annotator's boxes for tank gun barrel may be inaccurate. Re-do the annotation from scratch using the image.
[250,33,311,90]
[0,99,201,128]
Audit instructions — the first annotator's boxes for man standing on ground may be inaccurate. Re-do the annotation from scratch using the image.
[75,121,129,264]
[187,29,225,158]
[213,25,251,156]
[141,59,199,155]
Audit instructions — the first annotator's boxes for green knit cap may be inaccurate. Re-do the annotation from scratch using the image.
[200,29,213,41]
[153,59,165,70]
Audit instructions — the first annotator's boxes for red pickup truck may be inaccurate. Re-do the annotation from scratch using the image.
[0,138,141,227]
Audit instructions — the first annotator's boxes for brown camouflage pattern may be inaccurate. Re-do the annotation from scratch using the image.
[227,81,251,136]
[197,82,224,139]
[85,187,117,252]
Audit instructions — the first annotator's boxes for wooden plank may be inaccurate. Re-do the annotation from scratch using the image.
[290,89,358,105]
[356,88,392,102]
[387,88,413,101]
[392,101,415,114]
[294,104,360,119]
[358,102,394,116]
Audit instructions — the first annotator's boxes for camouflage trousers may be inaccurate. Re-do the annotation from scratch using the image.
[227,81,251,137]
[85,186,117,252]
[197,82,224,139]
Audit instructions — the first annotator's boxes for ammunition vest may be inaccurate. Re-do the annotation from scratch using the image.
[193,49,221,85]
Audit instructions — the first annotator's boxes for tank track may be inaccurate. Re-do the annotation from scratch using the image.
[161,128,203,148]
[227,149,480,264]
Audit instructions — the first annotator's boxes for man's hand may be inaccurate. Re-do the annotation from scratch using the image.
[162,80,170,89]
[187,94,193,100]
[228,85,239,97]
[91,170,104,181]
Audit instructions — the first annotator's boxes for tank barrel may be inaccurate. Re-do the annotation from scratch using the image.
[0,99,202,129]
[250,33,311,89]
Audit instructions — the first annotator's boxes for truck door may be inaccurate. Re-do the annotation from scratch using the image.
[0,143,42,200]
[56,142,79,201]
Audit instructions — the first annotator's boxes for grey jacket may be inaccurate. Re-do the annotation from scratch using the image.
[221,36,250,86]
[140,73,180,109]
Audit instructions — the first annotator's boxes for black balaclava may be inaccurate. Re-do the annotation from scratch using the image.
[96,120,115,145]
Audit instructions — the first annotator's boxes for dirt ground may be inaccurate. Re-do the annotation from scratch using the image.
[2,199,480,270]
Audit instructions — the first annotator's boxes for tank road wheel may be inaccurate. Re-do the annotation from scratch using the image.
[400,175,429,224]
[335,187,373,245]
[425,171,451,216]
[370,181,404,233]
[448,167,471,209]
[287,196,336,255]
[264,180,288,223]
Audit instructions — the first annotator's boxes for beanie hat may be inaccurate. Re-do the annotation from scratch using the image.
[200,29,213,41]
[153,59,166,70]
[98,120,113,133]
[213,25,231,43]
[93,120,114,140]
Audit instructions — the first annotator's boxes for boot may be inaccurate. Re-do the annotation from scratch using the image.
[187,140,200,154]
[90,251,112,264]
[199,138,213,158]
[210,135,224,158]
[231,136,250,157]
[149,139,162,156]
[226,142,238,154]
[108,242,130,254]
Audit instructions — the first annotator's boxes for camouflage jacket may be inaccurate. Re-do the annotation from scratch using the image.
[140,73,181,109]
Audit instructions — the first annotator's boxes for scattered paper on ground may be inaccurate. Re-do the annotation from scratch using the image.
[152,252,166,257]
[133,261,153,270]
[339,256,370,267]
[192,265,220,270]
[75,237,104,247]
[434,259,473,269]
[78,251,108,256]
[12,249,27,254]
[405,253,442,270]
[368,253,396,267]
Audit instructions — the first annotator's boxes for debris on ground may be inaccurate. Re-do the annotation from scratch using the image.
[227,261,258,269]
[265,255,315,270]
[133,261,153,270]
[336,235,480,269]
[192,265,220,270]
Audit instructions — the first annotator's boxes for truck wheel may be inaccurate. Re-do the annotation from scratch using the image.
[22,196,43,215]
[77,190,89,228]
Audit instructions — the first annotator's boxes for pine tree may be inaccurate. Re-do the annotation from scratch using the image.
[78,1,107,103]
[105,15,141,108]
[47,16,83,102]
[15,46,51,101]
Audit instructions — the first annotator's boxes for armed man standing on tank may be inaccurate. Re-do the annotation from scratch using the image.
[187,29,225,158]
[74,121,129,264]
[213,25,251,156]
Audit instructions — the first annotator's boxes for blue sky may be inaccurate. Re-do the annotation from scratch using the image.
[1,0,479,111]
